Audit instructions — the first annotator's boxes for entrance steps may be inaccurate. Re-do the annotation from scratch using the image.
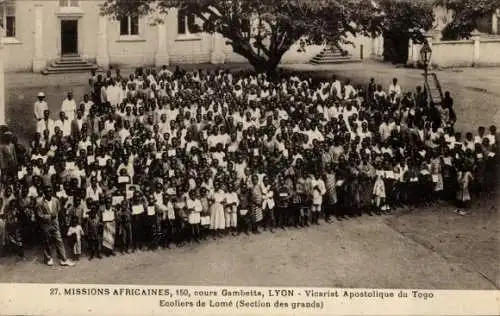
[310,46,361,65]
[42,55,99,75]
[424,73,444,105]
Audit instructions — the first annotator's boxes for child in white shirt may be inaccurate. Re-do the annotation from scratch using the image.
[67,216,84,260]
[186,190,202,242]
[224,184,240,235]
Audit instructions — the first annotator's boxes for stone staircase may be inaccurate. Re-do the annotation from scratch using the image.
[310,46,361,65]
[42,55,99,75]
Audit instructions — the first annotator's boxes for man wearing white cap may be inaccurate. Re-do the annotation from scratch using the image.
[34,92,48,121]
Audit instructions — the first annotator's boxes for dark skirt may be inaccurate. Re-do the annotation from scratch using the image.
[359,178,373,208]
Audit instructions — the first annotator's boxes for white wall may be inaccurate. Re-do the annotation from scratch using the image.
[432,40,475,67]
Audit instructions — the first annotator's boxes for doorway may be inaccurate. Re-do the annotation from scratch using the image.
[61,20,78,56]
[383,34,409,64]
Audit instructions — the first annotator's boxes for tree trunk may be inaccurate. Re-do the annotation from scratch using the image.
[228,33,290,74]
[247,54,283,74]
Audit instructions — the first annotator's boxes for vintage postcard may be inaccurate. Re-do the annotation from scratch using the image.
[0,0,498,315]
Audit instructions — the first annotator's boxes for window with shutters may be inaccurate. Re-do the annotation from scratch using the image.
[120,15,140,36]
[0,0,16,38]
[177,9,196,35]
[59,0,80,7]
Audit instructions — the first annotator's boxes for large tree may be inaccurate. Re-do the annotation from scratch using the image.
[436,0,500,40]
[378,0,435,63]
[101,0,385,72]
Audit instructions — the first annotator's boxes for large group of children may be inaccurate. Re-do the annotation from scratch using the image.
[0,65,497,264]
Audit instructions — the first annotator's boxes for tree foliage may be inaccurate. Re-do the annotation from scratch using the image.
[380,0,435,44]
[436,0,500,40]
[376,0,434,63]
[100,0,429,72]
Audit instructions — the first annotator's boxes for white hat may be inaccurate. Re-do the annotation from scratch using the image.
[38,92,45,97]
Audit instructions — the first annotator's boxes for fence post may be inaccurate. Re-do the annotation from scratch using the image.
[425,33,434,68]
[492,9,499,34]
[360,44,364,60]
[471,31,481,67]
[0,31,5,126]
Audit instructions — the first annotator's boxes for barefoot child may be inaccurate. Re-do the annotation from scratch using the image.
[456,163,473,215]
[67,215,84,260]
[199,187,210,240]
[237,183,251,235]
[224,184,239,236]
[186,190,202,242]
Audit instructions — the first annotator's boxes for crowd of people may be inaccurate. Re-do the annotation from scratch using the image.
[0,65,497,266]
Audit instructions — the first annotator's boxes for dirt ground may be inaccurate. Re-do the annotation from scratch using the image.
[0,195,497,289]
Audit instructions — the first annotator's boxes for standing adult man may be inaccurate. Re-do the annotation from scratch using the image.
[61,92,77,121]
[34,92,48,122]
[54,111,72,138]
[389,77,402,98]
[330,75,342,100]
[344,80,356,100]
[36,110,55,137]
[37,186,75,267]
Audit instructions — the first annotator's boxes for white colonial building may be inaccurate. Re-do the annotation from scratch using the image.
[0,0,382,73]
[1,0,255,72]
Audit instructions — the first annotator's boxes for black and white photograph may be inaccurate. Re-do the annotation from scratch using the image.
[0,0,498,314]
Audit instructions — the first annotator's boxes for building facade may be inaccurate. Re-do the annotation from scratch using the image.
[1,0,381,73]
[1,0,251,72]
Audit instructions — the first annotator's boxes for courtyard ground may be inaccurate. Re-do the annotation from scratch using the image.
[0,198,498,289]
[1,62,499,289]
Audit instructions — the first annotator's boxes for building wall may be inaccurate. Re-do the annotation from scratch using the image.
[106,15,158,67]
[477,39,500,65]
[3,1,36,71]
[409,35,500,68]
